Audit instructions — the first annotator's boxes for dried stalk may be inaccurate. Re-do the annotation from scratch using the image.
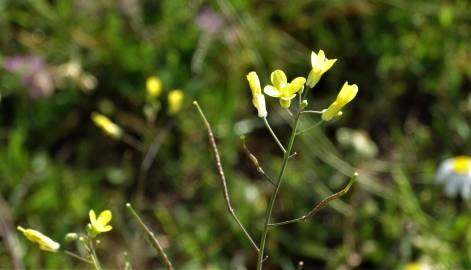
[193,101,260,252]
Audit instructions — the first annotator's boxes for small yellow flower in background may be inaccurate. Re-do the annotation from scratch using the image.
[146,76,162,98]
[91,112,123,139]
[17,226,60,252]
[246,71,267,118]
[436,155,471,198]
[306,50,337,88]
[88,209,112,237]
[405,262,431,270]
[167,89,184,114]
[263,69,306,108]
[322,82,358,121]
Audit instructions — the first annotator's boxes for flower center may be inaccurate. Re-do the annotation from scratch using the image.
[452,156,470,174]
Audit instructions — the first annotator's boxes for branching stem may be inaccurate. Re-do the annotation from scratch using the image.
[256,105,302,270]
[268,173,357,227]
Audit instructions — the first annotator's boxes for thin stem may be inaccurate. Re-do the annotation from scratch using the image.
[87,238,102,270]
[285,108,294,117]
[64,250,92,264]
[126,203,174,270]
[256,106,302,270]
[263,117,286,154]
[124,252,133,270]
[193,101,260,252]
[296,120,323,136]
[122,134,145,152]
[240,136,276,187]
[301,110,324,115]
[135,124,173,207]
[269,173,357,227]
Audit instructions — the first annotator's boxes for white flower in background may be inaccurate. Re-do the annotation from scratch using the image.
[436,156,471,198]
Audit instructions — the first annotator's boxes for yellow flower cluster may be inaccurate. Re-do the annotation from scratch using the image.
[246,49,358,121]
[145,75,185,115]
[18,209,113,253]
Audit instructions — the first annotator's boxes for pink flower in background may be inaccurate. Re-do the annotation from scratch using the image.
[3,55,54,99]
[196,8,224,34]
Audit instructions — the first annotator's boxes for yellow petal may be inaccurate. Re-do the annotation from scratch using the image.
[263,85,281,97]
[270,69,287,89]
[336,82,358,106]
[322,59,337,73]
[246,71,261,95]
[311,50,322,67]
[97,210,112,225]
[146,76,162,98]
[252,93,267,118]
[101,225,113,232]
[287,77,306,95]
[91,112,122,138]
[89,210,97,224]
[168,89,184,114]
[322,102,342,121]
[18,227,60,253]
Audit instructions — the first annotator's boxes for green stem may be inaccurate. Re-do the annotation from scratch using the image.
[263,117,286,154]
[256,107,302,269]
[126,203,174,270]
[87,239,102,270]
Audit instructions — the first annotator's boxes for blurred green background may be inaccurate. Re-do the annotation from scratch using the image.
[1,0,471,269]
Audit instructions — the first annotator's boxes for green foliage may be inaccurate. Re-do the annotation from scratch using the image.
[1,0,471,269]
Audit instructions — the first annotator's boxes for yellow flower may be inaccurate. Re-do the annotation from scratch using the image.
[246,71,267,118]
[306,50,337,88]
[263,69,306,108]
[322,82,358,121]
[91,112,122,139]
[405,262,431,270]
[88,209,112,237]
[17,226,60,252]
[167,89,184,114]
[146,76,162,98]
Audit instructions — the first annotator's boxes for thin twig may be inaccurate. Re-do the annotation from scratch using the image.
[122,134,145,152]
[64,250,92,264]
[263,117,286,154]
[126,203,174,270]
[285,108,294,117]
[240,136,276,187]
[301,110,324,115]
[0,194,24,270]
[193,101,260,252]
[87,238,103,270]
[296,120,324,136]
[268,173,358,227]
[135,124,173,206]
[123,252,133,270]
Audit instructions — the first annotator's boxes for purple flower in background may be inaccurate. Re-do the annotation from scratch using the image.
[196,8,224,34]
[3,55,54,99]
